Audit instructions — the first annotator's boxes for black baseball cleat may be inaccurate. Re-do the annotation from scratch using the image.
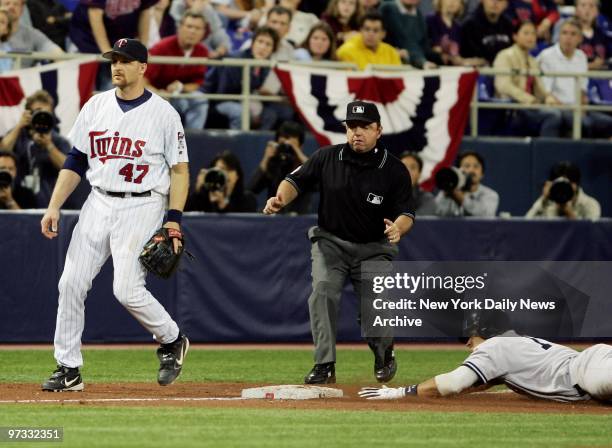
[157,334,189,386]
[41,365,84,392]
[375,348,397,383]
[304,362,336,384]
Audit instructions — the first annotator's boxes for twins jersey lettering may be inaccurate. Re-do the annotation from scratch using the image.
[463,333,587,402]
[68,89,188,193]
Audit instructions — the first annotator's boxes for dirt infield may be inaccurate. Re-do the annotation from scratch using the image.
[2,382,609,415]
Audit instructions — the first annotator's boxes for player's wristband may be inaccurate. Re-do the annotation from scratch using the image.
[166,209,183,224]
[404,385,418,396]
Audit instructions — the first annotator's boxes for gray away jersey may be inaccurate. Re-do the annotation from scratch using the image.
[463,332,589,402]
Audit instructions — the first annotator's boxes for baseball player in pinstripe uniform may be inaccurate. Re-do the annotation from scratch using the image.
[40,38,190,392]
[359,311,612,403]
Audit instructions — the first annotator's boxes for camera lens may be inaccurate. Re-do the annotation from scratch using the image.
[203,168,227,192]
[30,110,55,134]
[549,178,574,204]
[435,167,459,192]
[0,170,13,189]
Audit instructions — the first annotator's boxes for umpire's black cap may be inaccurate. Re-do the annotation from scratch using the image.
[343,100,381,124]
[102,38,148,63]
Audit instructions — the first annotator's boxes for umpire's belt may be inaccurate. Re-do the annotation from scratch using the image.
[95,187,151,198]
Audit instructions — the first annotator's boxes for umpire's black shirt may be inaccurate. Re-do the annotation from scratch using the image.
[285,143,415,243]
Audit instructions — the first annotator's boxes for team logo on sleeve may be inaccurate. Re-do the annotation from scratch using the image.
[178,131,185,154]
[89,130,146,163]
[367,193,383,205]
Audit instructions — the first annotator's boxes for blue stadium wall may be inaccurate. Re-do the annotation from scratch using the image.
[1,132,611,343]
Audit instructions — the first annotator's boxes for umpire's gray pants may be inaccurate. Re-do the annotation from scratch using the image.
[308,226,399,364]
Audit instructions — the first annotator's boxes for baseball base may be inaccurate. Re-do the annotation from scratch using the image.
[241,385,344,400]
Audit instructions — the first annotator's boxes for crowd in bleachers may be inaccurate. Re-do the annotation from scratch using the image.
[0,0,608,218]
[2,0,612,130]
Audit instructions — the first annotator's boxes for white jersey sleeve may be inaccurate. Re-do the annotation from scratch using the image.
[164,108,189,167]
[462,334,588,402]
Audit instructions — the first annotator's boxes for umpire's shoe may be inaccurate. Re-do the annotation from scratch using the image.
[375,348,397,383]
[157,334,189,386]
[41,365,84,392]
[304,362,336,384]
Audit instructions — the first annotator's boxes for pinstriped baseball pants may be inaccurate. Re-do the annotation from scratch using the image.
[53,189,180,368]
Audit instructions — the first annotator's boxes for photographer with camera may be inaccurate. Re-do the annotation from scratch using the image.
[526,161,600,220]
[434,150,499,217]
[0,90,70,208]
[248,121,310,214]
[0,151,36,209]
[186,150,257,213]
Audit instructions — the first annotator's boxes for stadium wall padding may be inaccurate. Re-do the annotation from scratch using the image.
[1,213,611,343]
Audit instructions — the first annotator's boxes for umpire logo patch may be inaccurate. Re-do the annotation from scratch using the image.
[367,193,383,205]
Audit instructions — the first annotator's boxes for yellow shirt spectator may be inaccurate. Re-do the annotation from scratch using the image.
[337,32,401,70]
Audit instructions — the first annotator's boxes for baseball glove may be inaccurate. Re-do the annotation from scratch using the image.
[139,227,185,279]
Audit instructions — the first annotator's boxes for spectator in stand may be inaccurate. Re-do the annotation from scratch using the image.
[460,0,513,65]
[277,0,318,47]
[427,0,487,66]
[400,151,436,215]
[505,0,559,42]
[435,151,499,217]
[321,0,361,46]
[573,0,608,70]
[379,0,441,68]
[0,90,70,208]
[250,5,293,57]
[69,0,156,89]
[186,150,257,212]
[0,8,13,72]
[538,18,612,138]
[145,10,210,130]
[526,161,600,220]
[293,21,336,61]
[256,6,297,129]
[27,0,71,49]
[494,21,563,136]
[202,25,278,129]
[337,11,401,70]
[68,0,156,55]
[1,0,63,68]
[169,0,230,58]
[0,151,36,209]
[248,121,311,214]
[147,0,176,48]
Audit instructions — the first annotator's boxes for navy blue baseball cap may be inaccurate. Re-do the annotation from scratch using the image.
[102,38,148,63]
[343,100,381,124]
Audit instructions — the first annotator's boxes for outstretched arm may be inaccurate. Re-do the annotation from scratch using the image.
[359,366,480,399]
[263,180,298,214]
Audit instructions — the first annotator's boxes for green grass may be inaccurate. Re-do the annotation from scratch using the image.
[0,348,466,385]
[1,348,611,448]
[0,407,611,448]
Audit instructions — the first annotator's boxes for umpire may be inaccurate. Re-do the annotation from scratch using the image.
[264,101,415,384]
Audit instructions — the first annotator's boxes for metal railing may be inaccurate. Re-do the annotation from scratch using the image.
[473,67,612,139]
[2,50,612,137]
